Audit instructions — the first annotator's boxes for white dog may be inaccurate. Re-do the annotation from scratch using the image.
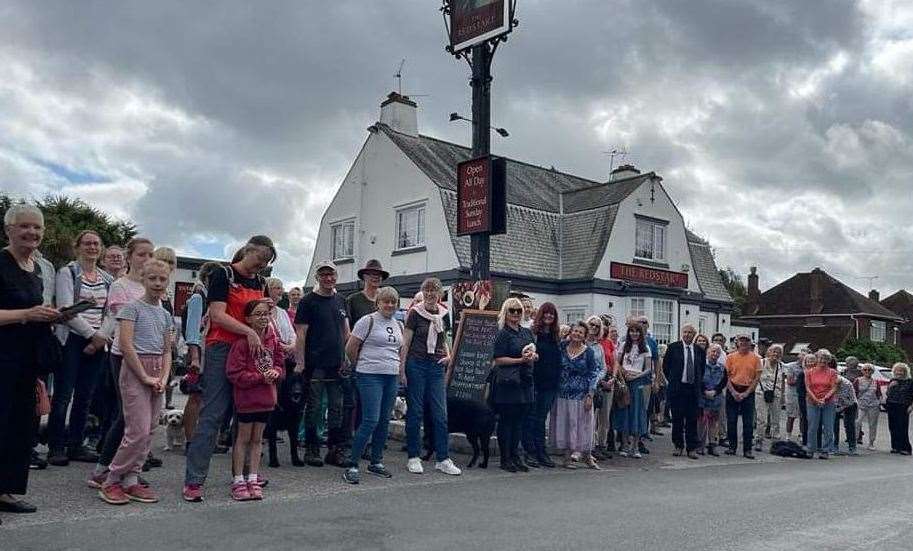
[392,396,407,420]
[159,409,186,451]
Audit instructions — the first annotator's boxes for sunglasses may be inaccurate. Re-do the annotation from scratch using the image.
[507,308,522,314]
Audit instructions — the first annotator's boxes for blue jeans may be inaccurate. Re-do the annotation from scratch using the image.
[48,334,107,451]
[185,343,233,485]
[405,357,449,462]
[523,388,557,457]
[349,373,398,466]
[807,401,836,454]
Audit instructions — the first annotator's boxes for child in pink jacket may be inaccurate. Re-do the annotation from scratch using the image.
[225,298,285,501]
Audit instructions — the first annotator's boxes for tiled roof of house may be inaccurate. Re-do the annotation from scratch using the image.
[881,290,913,330]
[749,268,903,320]
[381,124,732,296]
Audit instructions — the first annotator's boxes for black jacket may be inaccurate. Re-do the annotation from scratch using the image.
[663,341,706,399]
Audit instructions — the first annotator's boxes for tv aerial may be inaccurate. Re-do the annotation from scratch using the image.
[394,59,429,99]
[604,147,628,174]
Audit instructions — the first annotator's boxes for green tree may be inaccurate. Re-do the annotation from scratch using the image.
[836,337,907,365]
[1,194,136,268]
[719,267,747,318]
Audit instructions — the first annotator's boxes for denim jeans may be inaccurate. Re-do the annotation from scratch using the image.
[47,334,107,451]
[349,373,398,465]
[833,404,857,453]
[405,357,449,462]
[806,401,836,454]
[523,388,557,457]
[185,342,233,485]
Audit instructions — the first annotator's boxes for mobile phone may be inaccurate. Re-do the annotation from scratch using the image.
[60,299,95,316]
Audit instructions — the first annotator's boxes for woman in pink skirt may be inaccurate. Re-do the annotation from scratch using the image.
[549,321,601,469]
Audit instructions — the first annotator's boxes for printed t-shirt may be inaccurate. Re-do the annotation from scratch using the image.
[295,291,348,378]
[351,312,402,375]
[346,291,377,330]
[206,266,266,346]
[116,298,174,355]
[77,274,108,330]
[726,352,762,387]
[405,309,447,361]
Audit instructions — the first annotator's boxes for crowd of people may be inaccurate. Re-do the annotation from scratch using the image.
[2,206,913,521]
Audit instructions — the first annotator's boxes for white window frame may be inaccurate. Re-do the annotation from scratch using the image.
[395,201,426,251]
[563,307,587,326]
[330,218,355,261]
[635,217,667,261]
[871,320,886,342]
[628,297,646,320]
[653,299,674,345]
[699,315,708,336]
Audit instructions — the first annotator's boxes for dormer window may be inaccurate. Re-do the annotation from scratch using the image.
[635,216,667,261]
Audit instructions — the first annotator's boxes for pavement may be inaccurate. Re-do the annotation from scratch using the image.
[4,410,912,550]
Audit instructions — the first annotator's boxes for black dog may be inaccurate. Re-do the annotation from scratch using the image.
[266,371,307,467]
[422,397,496,469]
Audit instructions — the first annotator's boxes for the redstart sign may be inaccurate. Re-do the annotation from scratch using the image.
[610,262,689,289]
[456,155,506,236]
[448,0,513,54]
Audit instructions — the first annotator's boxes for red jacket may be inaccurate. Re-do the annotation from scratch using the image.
[226,327,285,414]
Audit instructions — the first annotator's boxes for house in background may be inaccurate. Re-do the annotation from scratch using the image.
[881,289,913,360]
[739,267,903,357]
[308,92,736,345]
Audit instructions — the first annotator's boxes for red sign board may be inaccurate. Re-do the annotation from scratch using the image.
[449,0,512,54]
[610,262,688,289]
[456,156,506,236]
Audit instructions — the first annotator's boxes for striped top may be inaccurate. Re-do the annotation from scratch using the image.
[77,274,108,330]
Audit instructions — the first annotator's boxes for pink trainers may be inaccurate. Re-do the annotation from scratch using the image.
[231,481,251,501]
[182,483,204,502]
[247,481,263,500]
[125,484,159,503]
[98,483,130,505]
[87,470,108,489]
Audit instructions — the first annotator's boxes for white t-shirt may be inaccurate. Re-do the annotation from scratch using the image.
[352,312,402,375]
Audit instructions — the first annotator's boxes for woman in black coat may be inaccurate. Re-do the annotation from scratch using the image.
[0,205,65,523]
[491,297,537,472]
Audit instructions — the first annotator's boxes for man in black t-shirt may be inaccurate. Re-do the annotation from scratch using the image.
[295,261,350,467]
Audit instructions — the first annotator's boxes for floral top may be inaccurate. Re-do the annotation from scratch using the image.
[834,376,857,412]
[853,377,881,409]
[557,341,600,401]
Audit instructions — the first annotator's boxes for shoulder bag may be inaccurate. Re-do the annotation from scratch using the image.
[763,362,780,404]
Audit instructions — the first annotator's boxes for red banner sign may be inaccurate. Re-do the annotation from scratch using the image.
[456,156,506,236]
[449,0,511,53]
[610,262,688,289]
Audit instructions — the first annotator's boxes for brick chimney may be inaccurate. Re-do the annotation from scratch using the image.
[610,164,641,181]
[868,289,880,302]
[746,266,760,314]
[809,267,824,314]
[379,92,418,136]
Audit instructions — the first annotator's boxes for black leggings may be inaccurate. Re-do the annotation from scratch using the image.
[887,402,911,453]
[98,355,124,467]
[496,403,529,464]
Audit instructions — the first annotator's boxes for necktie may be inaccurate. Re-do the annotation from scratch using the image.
[685,345,694,384]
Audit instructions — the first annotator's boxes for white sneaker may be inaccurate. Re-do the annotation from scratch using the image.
[866,444,877,451]
[434,458,462,476]
[407,457,424,474]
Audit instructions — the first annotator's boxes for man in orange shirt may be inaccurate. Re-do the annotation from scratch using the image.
[724,334,762,459]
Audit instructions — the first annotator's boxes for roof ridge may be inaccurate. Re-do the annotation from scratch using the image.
[378,123,603,187]
[560,173,654,195]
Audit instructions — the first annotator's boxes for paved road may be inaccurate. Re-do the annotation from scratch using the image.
[4,410,911,550]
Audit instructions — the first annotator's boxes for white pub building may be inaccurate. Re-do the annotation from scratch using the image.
[309,93,737,345]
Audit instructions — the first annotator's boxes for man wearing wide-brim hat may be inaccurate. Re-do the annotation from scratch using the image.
[347,259,390,328]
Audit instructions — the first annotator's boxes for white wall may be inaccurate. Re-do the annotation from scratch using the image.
[595,178,701,294]
[309,131,460,284]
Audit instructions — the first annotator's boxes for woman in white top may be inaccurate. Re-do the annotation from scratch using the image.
[342,287,403,484]
[265,277,296,356]
[612,322,654,458]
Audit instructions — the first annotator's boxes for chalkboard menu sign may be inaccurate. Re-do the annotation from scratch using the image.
[447,309,500,402]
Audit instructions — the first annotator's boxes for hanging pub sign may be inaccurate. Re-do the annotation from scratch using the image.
[448,0,514,54]
[456,155,506,236]
[610,261,689,289]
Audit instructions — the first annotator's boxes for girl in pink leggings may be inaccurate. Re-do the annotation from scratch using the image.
[98,260,173,505]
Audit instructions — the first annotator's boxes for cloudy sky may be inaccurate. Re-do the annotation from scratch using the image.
[2,1,912,295]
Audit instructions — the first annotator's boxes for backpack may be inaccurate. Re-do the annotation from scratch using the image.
[769,440,813,459]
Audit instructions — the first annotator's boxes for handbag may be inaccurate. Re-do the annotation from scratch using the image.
[35,327,63,376]
[614,378,631,408]
[35,379,51,416]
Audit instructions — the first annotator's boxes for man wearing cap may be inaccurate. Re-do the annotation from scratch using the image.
[724,335,762,458]
[347,260,390,326]
[295,261,350,467]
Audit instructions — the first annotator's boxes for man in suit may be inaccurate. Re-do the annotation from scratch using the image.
[663,325,706,459]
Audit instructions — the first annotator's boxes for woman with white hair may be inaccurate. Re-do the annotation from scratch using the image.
[885,362,913,455]
[805,349,839,459]
[0,205,66,520]
[491,297,537,472]
[754,344,786,451]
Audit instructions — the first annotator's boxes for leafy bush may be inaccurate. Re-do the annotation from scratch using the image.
[836,338,907,366]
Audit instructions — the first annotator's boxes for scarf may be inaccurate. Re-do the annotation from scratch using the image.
[412,302,445,354]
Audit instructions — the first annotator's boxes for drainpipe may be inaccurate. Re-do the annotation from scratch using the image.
[849,314,860,339]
